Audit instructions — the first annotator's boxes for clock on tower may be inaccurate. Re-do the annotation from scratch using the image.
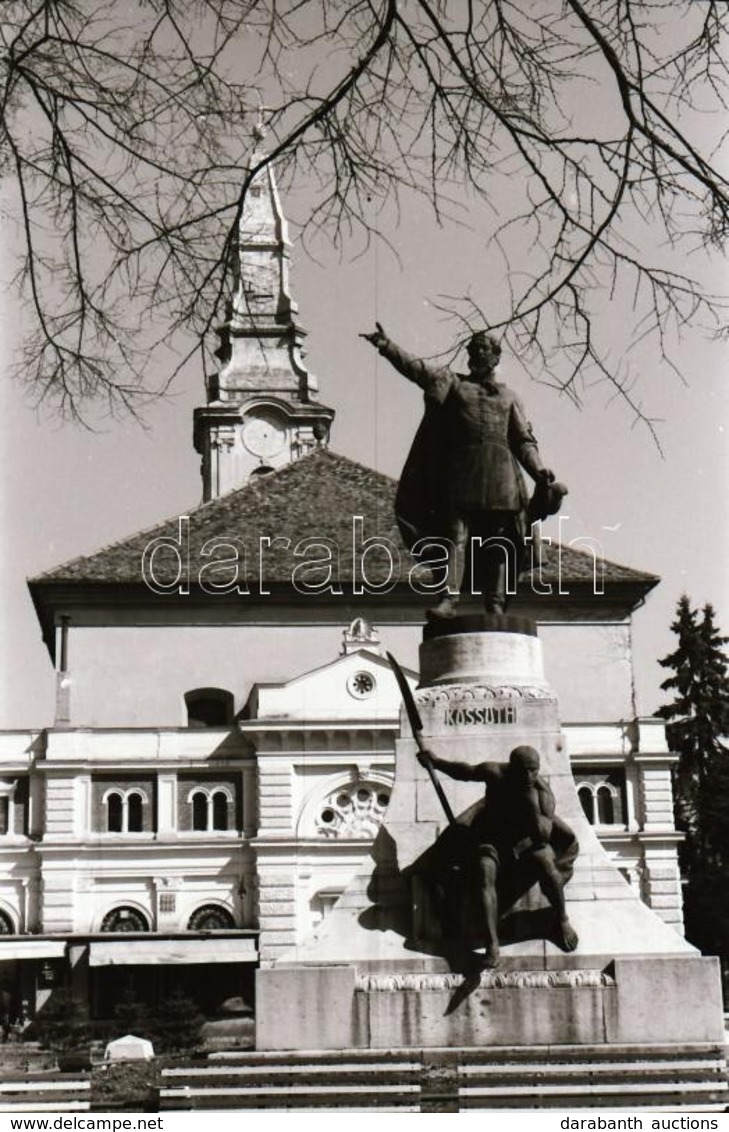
[193,140,334,500]
[241,412,287,461]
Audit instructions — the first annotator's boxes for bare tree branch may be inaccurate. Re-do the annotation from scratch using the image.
[1,0,727,429]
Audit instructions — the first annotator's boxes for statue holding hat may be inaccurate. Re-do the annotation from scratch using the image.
[361,323,567,618]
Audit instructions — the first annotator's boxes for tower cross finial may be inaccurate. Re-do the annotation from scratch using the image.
[194,94,335,500]
[252,99,275,147]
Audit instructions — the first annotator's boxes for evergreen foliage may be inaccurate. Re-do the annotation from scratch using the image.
[34,989,90,1052]
[111,987,204,1054]
[655,596,729,984]
[112,990,155,1044]
[656,596,729,869]
[152,989,205,1054]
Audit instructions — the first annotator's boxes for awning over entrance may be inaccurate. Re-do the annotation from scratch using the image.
[0,939,67,960]
[88,937,257,967]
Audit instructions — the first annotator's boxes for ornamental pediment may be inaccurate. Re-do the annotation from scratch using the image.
[246,648,417,723]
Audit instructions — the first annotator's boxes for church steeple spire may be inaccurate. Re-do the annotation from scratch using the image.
[194,126,335,500]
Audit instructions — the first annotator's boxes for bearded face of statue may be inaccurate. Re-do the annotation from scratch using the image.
[467,332,501,378]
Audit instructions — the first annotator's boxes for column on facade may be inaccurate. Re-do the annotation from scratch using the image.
[253,748,296,961]
[634,725,684,934]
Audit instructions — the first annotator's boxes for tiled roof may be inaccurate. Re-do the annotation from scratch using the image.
[29,449,658,589]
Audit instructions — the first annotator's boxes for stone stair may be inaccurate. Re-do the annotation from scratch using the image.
[455,1043,729,1110]
[0,1071,91,1112]
[160,1051,421,1111]
[159,1043,729,1112]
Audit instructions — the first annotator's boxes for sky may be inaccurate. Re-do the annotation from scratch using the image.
[1,192,726,729]
[1,11,727,729]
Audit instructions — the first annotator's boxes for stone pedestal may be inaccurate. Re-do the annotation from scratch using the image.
[256,618,725,1052]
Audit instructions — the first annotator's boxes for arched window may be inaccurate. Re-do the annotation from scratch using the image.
[187,904,235,931]
[184,688,234,728]
[100,906,149,932]
[212,791,228,831]
[0,780,19,838]
[576,776,622,827]
[578,785,595,824]
[104,789,148,833]
[0,797,9,836]
[127,792,143,832]
[0,909,15,934]
[187,786,234,832]
[192,792,208,831]
[596,785,615,824]
[107,792,123,833]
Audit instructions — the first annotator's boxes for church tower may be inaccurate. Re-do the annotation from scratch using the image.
[193,127,335,500]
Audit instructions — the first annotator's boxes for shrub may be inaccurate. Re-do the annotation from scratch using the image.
[152,989,204,1054]
[34,990,89,1052]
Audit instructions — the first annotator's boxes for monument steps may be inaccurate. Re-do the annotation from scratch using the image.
[164,1062,422,1082]
[158,1043,728,1112]
[0,1103,90,1113]
[204,1041,724,1061]
[0,1071,91,1112]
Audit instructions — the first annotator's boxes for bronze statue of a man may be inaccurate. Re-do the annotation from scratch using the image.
[361,323,566,617]
[418,745,579,966]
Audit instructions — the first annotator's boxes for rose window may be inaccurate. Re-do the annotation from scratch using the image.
[346,671,376,699]
[315,783,391,839]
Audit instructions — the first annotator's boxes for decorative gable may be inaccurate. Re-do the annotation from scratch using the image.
[246,649,417,722]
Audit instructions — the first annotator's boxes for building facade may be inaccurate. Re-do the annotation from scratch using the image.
[0,148,684,1025]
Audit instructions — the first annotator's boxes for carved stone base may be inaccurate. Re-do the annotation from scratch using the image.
[419,626,546,687]
[256,956,724,1051]
[256,627,726,1053]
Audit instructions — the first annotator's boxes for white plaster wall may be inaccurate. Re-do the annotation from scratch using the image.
[65,620,633,728]
[65,624,422,727]
[0,870,37,933]
[294,850,377,942]
[255,652,411,720]
[77,864,243,934]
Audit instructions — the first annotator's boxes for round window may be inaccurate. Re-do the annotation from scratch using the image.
[347,671,376,699]
[314,783,392,839]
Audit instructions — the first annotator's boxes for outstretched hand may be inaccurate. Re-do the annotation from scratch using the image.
[359,321,387,348]
[416,747,436,769]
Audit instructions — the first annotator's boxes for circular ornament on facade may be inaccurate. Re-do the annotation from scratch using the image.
[347,670,376,699]
[315,783,391,839]
[187,904,236,931]
[100,906,149,933]
[241,413,286,458]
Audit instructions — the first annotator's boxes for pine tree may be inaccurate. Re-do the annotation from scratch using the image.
[656,597,729,992]
[153,989,204,1054]
[113,989,154,1044]
[656,597,729,871]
